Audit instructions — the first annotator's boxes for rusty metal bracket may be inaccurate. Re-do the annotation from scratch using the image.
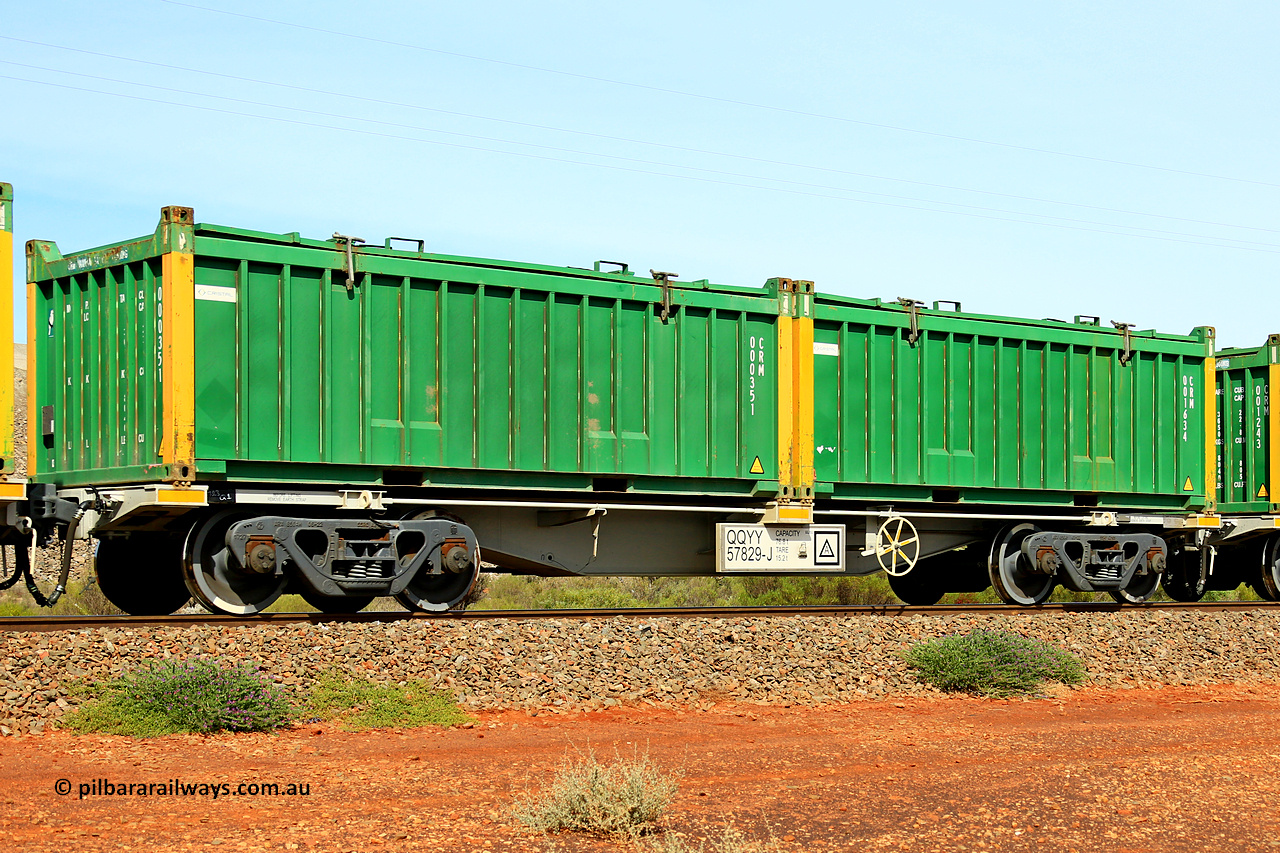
[897,297,925,345]
[332,233,366,294]
[1112,321,1134,365]
[651,270,679,323]
[536,507,606,562]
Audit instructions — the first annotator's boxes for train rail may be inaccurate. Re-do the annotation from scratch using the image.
[1,600,1276,633]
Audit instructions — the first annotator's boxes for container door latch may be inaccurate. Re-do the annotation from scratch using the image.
[651,270,679,323]
[332,233,366,295]
[1112,321,1134,365]
[897,297,925,345]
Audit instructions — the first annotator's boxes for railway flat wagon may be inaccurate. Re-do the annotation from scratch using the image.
[804,295,1220,606]
[0,187,1254,616]
[23,203,816,615]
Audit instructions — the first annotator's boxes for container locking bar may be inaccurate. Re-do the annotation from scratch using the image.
[896,297,925,345]
[1112,321,1134,365]
[651,269,679,323]
[332,233,366,294]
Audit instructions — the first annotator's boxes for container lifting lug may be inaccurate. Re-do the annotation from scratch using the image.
[332,233,366,295]
[651,270,678,323]
[1112,321,1134,366]
[897,297,925,345]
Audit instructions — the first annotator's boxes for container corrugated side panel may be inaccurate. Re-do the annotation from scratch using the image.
[813,299,1212,510]
[28,234,168,486]
[191,230,780,493]
[1215,340,1277,513]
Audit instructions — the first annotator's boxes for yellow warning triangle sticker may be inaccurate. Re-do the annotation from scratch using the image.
[1183,477,1194,492]
[1260,484,1269,499]
[749,456,765,475]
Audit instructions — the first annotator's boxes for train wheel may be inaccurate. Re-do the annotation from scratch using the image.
[182,510,287,616]
[95,534,191,615]
[394,510,479,612]
[1253,535,1280,601]
[1109,570,1160,605]
[395,563,479,612]
[299,589,375,614]
[1161,540,1206,602]
[988,524,1054,606]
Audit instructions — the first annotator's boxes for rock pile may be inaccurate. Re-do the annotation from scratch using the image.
[3,609,1279,734]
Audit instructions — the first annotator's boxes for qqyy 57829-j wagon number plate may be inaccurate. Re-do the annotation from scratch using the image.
[716,524,845,573]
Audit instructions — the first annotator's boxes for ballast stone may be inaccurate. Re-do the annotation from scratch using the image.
[0,610,1275,733]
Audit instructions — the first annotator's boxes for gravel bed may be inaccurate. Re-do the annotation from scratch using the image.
[3,610,1279,734]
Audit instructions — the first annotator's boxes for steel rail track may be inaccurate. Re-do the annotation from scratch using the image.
[1,600,1276,633]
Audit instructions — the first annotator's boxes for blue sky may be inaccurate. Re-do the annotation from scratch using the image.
[3,0,1277,346]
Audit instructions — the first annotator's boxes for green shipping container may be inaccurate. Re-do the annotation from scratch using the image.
[27,208,783,495]
[1215,337,1279,514]
[812,296,1215,511]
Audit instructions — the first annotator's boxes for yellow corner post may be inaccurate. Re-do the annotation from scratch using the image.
[774,278,816,506]
[159,206,196,483]
[1203,354,1216,512]
[0,183,13,477]
[776,279,795,496]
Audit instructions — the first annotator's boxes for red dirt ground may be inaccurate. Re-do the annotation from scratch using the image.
[3,685,1278,852]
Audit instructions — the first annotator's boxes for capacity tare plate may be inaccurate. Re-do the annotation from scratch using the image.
[716,524,846,573]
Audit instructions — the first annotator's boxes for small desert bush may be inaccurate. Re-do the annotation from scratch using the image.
[62,658,293,736]
[512,748,678,838]
[902,629,1085,697]
[306,669,470,730]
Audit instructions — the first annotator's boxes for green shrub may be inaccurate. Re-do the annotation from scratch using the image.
[733,575,898,607]
[306,670,470,730]
[902,629,1085,697]
[533,584,643,609]
[62,658,293,736]
[512,748,678,838]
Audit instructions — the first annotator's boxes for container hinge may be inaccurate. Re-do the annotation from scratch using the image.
[332,233,366,295]
[1112,321,1134,366]
[897,297,925,345]
[651,270,679,323]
